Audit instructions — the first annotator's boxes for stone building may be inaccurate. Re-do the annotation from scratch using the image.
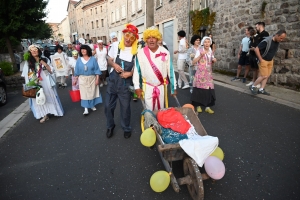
[58,17,71,44]
[206,0,300,89]
[154,0,191,62]
[107,0,153,41]
[68,0,80,43]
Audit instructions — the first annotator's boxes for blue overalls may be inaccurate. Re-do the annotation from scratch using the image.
[105,48,135,132]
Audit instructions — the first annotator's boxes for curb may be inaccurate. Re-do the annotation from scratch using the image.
[0,99,29,138]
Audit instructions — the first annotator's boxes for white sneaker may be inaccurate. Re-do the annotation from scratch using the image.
[92,107,97,111]
[83,109,89,115]
[100,83,103,87]
[182,85,190,89]
[246,81,253,86]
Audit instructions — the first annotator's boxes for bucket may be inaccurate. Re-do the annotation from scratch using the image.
[69,90,81,102]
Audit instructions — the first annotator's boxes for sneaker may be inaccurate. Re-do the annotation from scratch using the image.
[231,77,240,81]
[242,78,246,83]
[92,107,97,111]
[83,110,89,115]
[182,85,190,89]
[196,106,202,113]
[205,107,214,114]
[246,81,254,86]
[178,84,182,89]
[249,86,258,95]
[100,83,103,87]
[258,89,270,96]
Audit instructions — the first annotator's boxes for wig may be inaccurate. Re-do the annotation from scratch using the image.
[79,45,92,57]
[118,37,138,55]
[143,27,162,42]
[201,36,212,46]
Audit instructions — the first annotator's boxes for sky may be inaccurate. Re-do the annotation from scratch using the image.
[45,0,78,23]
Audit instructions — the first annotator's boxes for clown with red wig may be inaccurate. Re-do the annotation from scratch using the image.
[105,24,139,139]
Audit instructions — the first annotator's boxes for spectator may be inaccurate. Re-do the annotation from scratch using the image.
[255,22,269,44]
[174,30,189,89]
[208,33,216,52]
[66,43,73,57]
[250,30,287,95]
[231,26,254,83]
[43,46,51,61]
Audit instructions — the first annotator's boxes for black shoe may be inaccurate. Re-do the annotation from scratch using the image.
[242,78,246,83]
[258,89,270,96]
[249,86,258,95]
[58,83,62,88]
[124,131,131,139]
[106,125,115,138]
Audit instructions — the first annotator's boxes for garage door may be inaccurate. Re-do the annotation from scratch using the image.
[163,21,174,62]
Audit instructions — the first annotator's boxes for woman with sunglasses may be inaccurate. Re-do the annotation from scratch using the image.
[105,24,139,139]
[21,45,64,123]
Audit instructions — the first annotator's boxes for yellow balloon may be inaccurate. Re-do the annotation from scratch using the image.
[150,171,170,192]
[140,128,156,147]
[210,147,224,160]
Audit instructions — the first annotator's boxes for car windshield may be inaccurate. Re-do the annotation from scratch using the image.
[49,46,56,51]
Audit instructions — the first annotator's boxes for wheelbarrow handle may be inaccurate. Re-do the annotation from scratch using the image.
[173,95,181,108]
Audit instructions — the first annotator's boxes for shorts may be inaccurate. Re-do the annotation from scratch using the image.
[259,59,273,76]
[177,59,186,71]
[249,54,259,69]
[238,52,249,66]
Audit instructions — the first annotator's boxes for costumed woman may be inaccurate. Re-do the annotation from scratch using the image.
[69,50,79,90]
[52,45,70,88]
[191,36,217,114]
[95,40,108,87]
[186,35,201,93]
[21,45,64,123]
[133,26,177,111]
[73,45,102,115]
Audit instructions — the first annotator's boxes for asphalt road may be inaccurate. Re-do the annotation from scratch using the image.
[0,77,300,200]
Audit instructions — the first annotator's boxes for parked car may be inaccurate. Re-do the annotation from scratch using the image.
[0,68,7,106]
[48,45,57,55]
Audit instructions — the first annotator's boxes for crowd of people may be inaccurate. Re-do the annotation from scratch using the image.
[231,22,287,96]
[21,22,287,139]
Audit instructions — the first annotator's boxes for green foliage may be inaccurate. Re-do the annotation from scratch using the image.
[23,51,30,61]
[0,61,14,76]
[190,8,216,35]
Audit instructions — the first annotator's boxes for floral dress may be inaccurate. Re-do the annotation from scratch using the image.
[190,47,216,108]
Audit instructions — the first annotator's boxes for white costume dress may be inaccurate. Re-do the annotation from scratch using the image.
[95,47,107,71]
[21,59,64,119]
[133,46,177,111]
[51,52,70,85]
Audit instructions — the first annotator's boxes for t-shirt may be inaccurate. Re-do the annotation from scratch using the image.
[108,42,134,73]
[256,30,269,44]
[257,39,279,61]
[241,37,250,52]
[178,38,187,60]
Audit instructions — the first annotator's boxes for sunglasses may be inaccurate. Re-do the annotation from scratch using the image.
[124,32,136,42]
[29,47,38,52]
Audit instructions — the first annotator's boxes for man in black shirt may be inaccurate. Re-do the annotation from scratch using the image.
[255,22,269,44]
[249,30,287,95]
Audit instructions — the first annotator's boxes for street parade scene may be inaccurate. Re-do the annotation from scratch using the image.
[0,0,299,200]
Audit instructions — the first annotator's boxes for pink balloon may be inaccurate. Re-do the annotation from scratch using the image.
[204,156,225,180]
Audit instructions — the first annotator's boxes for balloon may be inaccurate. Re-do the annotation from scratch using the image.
[204,156,225,180]
[183,104,194,110]
[150,171,170,192]
[210,147,224,160]
[140,128,156,147]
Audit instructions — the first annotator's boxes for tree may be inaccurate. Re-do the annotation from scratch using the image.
[0,0,50,72]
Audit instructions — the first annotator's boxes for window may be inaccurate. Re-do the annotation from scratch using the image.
[101,19,104,27]
[131,0,135,14]
[96,20,99,28]
[92,21,94,29]
[200,0,209,10]
[156,0,162,8]
[100,6,102,12]
[116,8,120,21]
[138,0,142,10]
[121,5,126,19]
[90,9,92,15]
[95,8,97,14]
[111,11,115,23]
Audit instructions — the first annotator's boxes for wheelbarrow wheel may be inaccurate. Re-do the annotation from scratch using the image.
[183,157,204,200]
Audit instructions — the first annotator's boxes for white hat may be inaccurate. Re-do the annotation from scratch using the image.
[97,40,103,43]
[78,38,85,44]
[200,36,212,46]
[110,32,117,39]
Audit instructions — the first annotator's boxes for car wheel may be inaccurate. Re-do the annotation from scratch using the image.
[0,84,7,106]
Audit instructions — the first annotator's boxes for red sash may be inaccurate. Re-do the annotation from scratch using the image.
[143,46,164,85]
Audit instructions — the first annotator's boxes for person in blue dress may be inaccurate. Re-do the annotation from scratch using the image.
[73,45,102,115]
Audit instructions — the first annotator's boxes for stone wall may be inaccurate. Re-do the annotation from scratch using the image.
[209,0,300,89]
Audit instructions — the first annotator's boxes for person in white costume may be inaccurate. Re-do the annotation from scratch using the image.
[69,50,79,90]
[133,27,177,111]
[95,40,108,87]
[52,45,70,88]
[22,45,64,123]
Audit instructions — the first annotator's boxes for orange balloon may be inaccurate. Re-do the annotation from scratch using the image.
[183,104,194,110]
